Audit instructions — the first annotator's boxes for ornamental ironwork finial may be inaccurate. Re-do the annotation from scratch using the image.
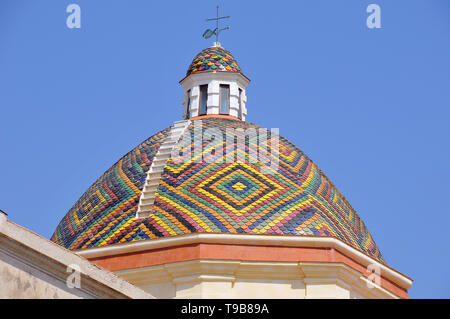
[202,5,230,47]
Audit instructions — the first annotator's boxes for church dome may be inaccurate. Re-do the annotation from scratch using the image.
[186,46,242,76]
[51,117,385,264]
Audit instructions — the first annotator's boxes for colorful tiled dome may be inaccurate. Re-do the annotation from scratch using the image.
[51,117,385,263]
[186,46,242,76]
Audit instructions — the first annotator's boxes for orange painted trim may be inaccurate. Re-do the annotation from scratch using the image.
[89,243,408,299]
[189,114,242,121]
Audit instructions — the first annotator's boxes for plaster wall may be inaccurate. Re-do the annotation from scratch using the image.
[0,213,153,299]
[0,248,88,299]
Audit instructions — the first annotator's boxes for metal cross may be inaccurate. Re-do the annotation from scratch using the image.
[203,5,230,45]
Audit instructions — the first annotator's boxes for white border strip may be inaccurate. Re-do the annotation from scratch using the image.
[136,120,191,218]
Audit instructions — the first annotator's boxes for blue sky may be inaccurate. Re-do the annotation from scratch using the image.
[1,0,449,298]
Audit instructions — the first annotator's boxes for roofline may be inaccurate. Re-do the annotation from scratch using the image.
[75,232,413,290]
[179,71,251,85]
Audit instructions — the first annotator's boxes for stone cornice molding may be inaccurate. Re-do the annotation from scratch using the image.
[76,233,412,291]
[115,259,398,299]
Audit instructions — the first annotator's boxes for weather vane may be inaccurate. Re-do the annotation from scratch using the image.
[202,5,230,46]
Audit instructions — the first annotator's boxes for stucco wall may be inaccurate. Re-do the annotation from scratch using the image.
[0,248,90,299]
[0,213,153,299]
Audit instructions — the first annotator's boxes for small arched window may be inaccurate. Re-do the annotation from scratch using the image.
[199,85,208,115]
[238,88,243,119]
[186,90,191,119]
[220,84,230,114]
